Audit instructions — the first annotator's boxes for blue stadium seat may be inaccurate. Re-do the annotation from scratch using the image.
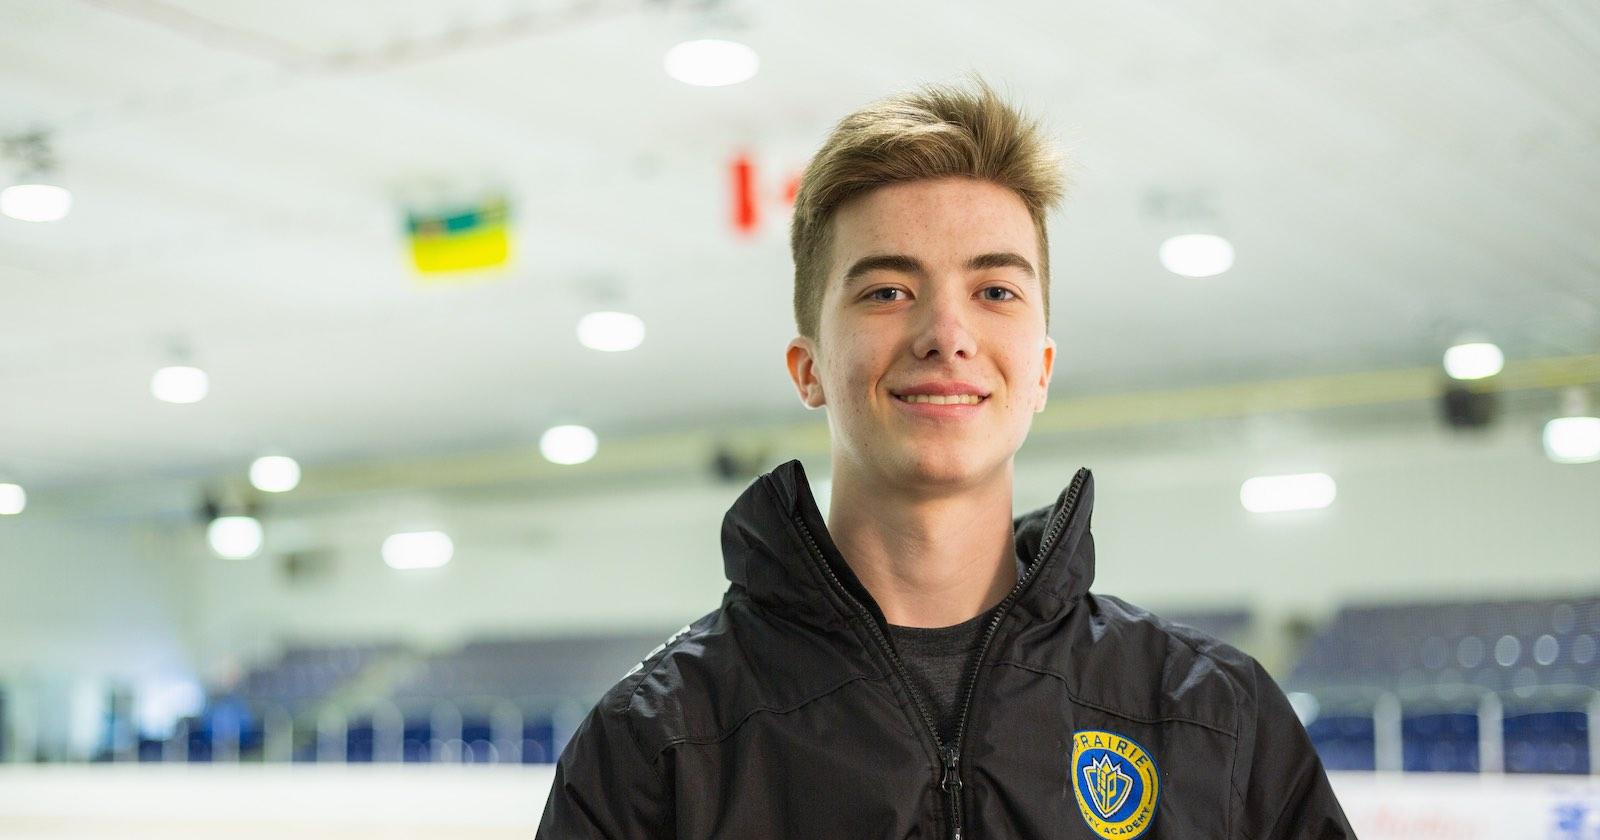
[522,716,555,764]
[1504,711,1589,774]
[136,736,165,762]
[1402,712,1478,772]
[237,719,265,757]
[1306,715,1375,771]
[403,718,432,763]
[185,723,213,762]
[346,718,375,763]
[461,717,495,763]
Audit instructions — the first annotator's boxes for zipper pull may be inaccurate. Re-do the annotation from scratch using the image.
[943,743,964,840]
[940,744,962,793]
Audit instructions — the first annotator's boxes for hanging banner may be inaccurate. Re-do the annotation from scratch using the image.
[406,197,511,276]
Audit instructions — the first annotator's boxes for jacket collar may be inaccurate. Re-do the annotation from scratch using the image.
[721,459,1096,632]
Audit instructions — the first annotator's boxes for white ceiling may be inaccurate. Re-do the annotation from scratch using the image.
[2,0,1598,489]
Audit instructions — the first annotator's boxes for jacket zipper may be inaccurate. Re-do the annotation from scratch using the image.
[791,468,1088,840]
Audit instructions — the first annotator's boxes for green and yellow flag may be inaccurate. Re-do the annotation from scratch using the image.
[406,198,511,276]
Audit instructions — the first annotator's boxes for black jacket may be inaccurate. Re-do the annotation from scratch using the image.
[537,460,1355,839]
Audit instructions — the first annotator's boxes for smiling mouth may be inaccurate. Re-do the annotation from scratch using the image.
[892,393,987,406]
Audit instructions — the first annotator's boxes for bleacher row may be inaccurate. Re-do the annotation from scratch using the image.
[105,596,1600,774]
[120,633,671,766]
[1287,596,1600,775]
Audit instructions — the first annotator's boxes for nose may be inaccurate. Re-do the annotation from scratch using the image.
[909,287,976,361]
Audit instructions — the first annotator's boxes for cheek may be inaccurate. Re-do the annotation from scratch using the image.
[839,362,880,407]
[1000,344,1044,402]
[830,337,885,398]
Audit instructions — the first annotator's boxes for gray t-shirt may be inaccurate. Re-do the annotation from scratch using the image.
[886,556,1027,745]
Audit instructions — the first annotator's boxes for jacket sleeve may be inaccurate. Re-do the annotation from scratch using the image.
[1233,658,1358,839]
[535,693,675,839]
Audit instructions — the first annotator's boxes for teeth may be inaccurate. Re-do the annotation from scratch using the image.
[895,393,983,405]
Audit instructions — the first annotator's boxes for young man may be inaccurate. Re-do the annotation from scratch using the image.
[537,77,1354,839]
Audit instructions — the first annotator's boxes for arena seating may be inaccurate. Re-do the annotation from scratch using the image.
[226,642,403,715]
[165,633,670,763]
[93,597,1600,773]
[1288,596,1600,775]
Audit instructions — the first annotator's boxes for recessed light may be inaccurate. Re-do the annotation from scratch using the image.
[540,424,598,465]
[382,530,454,570]
[0,483,25,515]
[1443,342,1503,380]
[1240,472,1336,513]
[577,311,645,352]
[664,39,759,87]
[1544,416,1600,464]
[1,183,72,222]
[151,366,209,404]
[250,455,302,493]
[1159,233,1233,278]
[208,515,263,559]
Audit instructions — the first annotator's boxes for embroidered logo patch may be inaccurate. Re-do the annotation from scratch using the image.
[1071,729,1159,838]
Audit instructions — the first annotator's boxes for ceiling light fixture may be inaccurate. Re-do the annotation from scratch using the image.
[540,424,598,465]
[1159,233,1234,278]
[1443,341,1504,381]
[1,132,71,222]
[1544,387,1600,465]
[577,311,646,352]
[1240,472,1337,514]
[0,482,25,515]
[151,365,209,404]
[250,455,302,493]
[208,515,264,559]
[664,38,759,87]
[0,183,71,222]
[383,530,454,570]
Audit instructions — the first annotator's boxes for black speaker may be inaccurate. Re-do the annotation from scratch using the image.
[281,549,335,585]
[1439,382,1498,429]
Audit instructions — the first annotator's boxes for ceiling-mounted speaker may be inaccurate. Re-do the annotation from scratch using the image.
[280,549,335,586]
[1439,382,1499,429]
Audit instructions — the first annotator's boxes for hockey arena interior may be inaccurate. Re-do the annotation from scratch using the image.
[2,1,1598,837]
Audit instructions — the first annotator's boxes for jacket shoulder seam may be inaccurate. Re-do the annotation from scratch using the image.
[615,620,716,764]
[658,673,881,750]
[991,659,1239,739]
[1228,711,1243,836]
[1230,661,1271,839]
[1086,594,1256,730]
[1095,593,1243,671]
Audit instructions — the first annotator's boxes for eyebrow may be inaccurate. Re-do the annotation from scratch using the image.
[841,252,1037,291]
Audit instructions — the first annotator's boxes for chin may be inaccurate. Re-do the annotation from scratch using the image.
[894,445,996,487]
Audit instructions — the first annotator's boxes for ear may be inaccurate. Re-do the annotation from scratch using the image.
[785,336,826,409]
[1035,335,1056,413]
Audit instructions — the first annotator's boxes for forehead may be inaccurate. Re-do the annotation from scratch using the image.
[827,177,1039,281]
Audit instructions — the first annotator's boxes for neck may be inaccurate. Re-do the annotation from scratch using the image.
[825,458,1018,629]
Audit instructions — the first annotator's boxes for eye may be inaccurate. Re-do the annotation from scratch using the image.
[867,287,906,302]
[981,286,1018,302]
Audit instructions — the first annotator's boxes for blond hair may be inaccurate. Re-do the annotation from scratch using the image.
[789,74,1069,340]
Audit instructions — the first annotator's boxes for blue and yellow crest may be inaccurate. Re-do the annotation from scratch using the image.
[1071,729,1159,838]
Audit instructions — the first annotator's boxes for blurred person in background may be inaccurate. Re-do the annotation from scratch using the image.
[537,74,1354,839]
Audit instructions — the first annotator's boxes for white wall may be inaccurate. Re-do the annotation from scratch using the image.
[0,516,199,759]
[177,477,735,667]
[1026,407,1600,614]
